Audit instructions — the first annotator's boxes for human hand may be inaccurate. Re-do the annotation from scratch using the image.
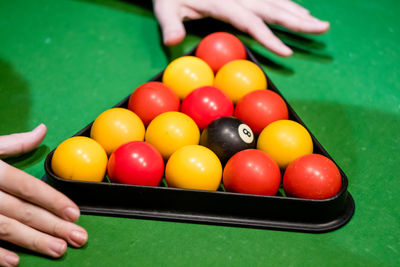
[0,124,87,267]
[153,0,330,56]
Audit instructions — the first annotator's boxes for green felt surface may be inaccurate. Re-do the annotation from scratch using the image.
[1,0,399,266]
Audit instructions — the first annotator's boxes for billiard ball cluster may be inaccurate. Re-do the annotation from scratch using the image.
[51,32,342,200]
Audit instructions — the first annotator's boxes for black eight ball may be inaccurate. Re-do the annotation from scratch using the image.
[200,116,256,165]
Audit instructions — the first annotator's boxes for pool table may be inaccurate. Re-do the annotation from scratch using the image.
[1,0,399,266]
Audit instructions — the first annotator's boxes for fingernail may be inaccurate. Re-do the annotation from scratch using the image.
[164,31,184,46]
[5,254,19,267]
[312,17,328,25]
[166,30,178,37]
[70,230,88,247]
[281,46,293,57]
[65,207,80,221]
[33,123,45,132]
[49,240,67,257]
[322,21,330,27]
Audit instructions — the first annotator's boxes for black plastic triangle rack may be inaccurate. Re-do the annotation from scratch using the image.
[44,46,355,233]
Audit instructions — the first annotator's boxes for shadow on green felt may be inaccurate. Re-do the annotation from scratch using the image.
[162,18,333,74]
[77,0,330,57]
[272,26,327,50]
[75,1,333,72]
[0,58,31,135]
[286,99,400,193]
[75,0,153,17]
[4,145,50,170]
[248,48,295,76]
[287,100,358,173]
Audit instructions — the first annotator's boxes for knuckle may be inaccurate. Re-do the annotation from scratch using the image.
[18,205,34,225]
[15,179,36,201]
[251,17,265,27]
[31,235,42,252]
[47,197,67,215]
[52,221,66,237]
[245,18,264,34]
[0,219,12,239]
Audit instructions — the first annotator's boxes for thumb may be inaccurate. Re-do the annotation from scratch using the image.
[0,123,47,159]
[153,0,186,46]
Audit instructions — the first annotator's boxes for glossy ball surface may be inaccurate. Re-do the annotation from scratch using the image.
[257,120,313,169]
[90,108,145,155]
[165,145,222,191]
[51,136,107,182]
[108,141,164,186]
[223,149,281,196]
[214,60,267,103]
[195,32,246,73]
[181,86,233,130]
[235,89,289,135]
[145,111,200,159]
[200,117,256,164]
[283,154,342,199]
[162,56,214,99]
[128,81,180,126]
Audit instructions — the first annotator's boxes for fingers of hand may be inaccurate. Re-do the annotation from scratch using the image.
[0,125,86,259]
[153,0,329,54]
[0,190,88,249]
[270,0,311,16]
[0,161,80,222]
[0,214,67,258]
[0,124,47,159]
[243,16,293,56]
[153,0,186,45]
[191,1,293,56]
[0,247,19,267]
[248,0,330,34]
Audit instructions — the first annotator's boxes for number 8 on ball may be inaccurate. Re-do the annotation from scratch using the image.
[200,117,256,165]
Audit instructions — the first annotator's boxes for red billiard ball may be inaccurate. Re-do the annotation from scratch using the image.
[108,141,164,186]
[235,89,288,135]
[181,86,234,130]
[128,81,180,126]
[223,149,281,196]
[283,154,342,199]
[196,32,246,73]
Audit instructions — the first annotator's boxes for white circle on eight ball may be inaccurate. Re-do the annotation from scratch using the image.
[238,124,254,144]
